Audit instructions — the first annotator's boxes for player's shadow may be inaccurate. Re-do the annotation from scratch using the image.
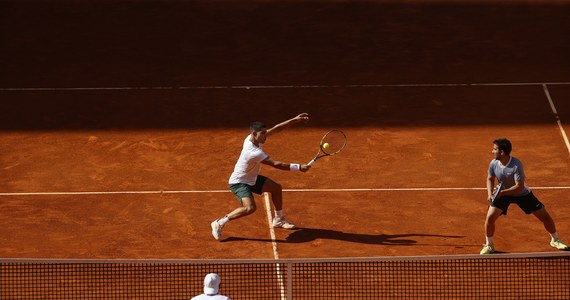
[223,227,464,246]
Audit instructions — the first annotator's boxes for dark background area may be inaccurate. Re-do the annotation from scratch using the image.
[2,1,569,87]
[1,0,569,130]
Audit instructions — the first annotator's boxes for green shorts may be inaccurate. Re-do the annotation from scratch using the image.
[229,175,268,204]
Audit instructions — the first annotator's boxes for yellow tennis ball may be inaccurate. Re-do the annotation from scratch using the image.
[323,143,330,149]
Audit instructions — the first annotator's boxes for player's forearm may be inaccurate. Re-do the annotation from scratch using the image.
[267,113,309,135]
[500,183,524,196]
[486,177,494,197]
[268,118,300,134]
[268,161,292,171]
[267,160,308,172]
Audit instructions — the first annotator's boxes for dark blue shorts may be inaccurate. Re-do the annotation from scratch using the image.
[229,175,268,204]
[492,191,544,215]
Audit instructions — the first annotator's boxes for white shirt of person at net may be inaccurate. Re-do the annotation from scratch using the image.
[191,273,231,300]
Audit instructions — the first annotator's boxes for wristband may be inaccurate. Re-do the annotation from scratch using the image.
[290,163,300,171]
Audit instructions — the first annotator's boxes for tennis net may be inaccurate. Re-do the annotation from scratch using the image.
[2,252,569,299]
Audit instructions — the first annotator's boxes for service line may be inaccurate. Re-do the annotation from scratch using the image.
[2,186,570,197]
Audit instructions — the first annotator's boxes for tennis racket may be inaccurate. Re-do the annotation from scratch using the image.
[307,129,347,166]
[490,181,503,204]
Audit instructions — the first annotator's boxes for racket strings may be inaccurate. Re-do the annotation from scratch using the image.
[322,131,346,154]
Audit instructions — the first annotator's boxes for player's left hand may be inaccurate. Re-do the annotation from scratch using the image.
[295,113,309,123]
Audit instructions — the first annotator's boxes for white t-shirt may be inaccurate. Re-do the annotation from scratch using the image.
[191,294,230,300]
[228,134,268,185]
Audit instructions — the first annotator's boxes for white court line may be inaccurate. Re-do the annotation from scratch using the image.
[1,82,570,91]
[2,186,570,196]
[262,192,287,300]
[262,192,280,260]
[543,84,570,157]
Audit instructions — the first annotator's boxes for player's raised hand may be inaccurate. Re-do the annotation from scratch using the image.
[295,113,309,123]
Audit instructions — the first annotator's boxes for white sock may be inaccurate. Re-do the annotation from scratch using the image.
[485,236,494,246]
[275,210,283,219]
[217,216,229,226]
[550,232,559,242]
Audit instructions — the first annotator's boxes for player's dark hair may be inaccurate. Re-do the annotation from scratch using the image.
[250,121,266,132]
[493,138,512,155]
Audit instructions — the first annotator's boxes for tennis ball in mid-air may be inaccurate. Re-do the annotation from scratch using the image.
[323,143,330,149]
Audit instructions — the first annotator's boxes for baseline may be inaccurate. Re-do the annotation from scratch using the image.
[1,82,569,91]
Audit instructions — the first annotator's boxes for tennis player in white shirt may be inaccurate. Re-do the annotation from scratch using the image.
[211,113,311,241]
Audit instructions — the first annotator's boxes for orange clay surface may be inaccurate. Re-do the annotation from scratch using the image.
[1,1,570,260]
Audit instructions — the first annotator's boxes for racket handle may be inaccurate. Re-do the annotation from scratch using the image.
[307,159,316,166]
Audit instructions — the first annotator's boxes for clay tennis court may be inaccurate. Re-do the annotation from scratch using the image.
[2,0,570,263]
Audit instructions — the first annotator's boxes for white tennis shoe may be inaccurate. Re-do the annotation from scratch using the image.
[272,217,296,229]
[211,220,223,241]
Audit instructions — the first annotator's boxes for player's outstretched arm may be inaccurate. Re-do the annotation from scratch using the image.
[262,157,311,172]
[267,113,309,136]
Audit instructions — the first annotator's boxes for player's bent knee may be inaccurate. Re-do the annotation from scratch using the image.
[485,213,500,224]
[244,204,257,214]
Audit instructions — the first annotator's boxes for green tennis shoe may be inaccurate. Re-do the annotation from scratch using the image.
[479,244,495,255]
[550,239,569,250]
